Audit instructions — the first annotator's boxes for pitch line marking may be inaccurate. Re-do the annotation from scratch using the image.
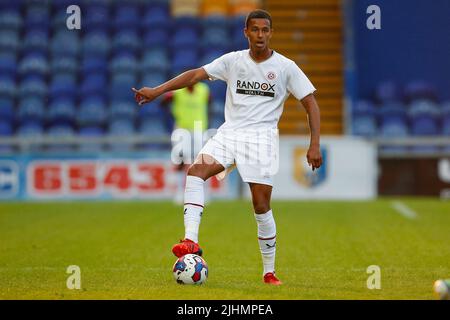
[391,201,418,219]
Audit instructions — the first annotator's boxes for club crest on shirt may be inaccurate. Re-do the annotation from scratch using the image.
[267,71,276,80]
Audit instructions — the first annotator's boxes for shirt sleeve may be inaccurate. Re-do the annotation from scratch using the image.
[202,52,235,82]
[286,61,316,100]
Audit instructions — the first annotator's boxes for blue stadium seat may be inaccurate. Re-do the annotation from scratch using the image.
[231,28,248,50]
[0,10,22,31]
[141,73,168,88]
[0,30,20,53]
[142,48,170,73]
[110,73,138,102]
[408,99,440,136]
[77,97,107,127]
[171,49,198,76]
[48,99,76,126]
[201,27,230,51]
[83,5,110,32]
[0,52,17,78]
[49,75,77,100]
[143,28,170,48]
[374,80,402,104]
[172,16,200,30]
[138,117,170,150]
[199,48,227,66]
[142,3,170,29]
[113,4,140,31]
[211,100,224,114]
[208,81,227,102]
[17,98,45,123]
[18,52,49,78]
[442,102,450,136]
[81,56,108,75]
[0,76,16,99]
[25,5,50,31]
[82,31,111,57]
[15,120,44,152]
[404,80,438,104]
[138,100,167,119]
[78,126,106,153]
[210,113,225,129]
[352,100,377,136]
[51,57,78,75]
[51,31,80,58]
[80,74,108,97]
[108,118,135,152]
[172,27,200,48]
[0,98,14,122]
[110,53,138,75]
[110,101,136,121]
[201,15,229,30]
[22,30,49,53]
[46,124,76,153]
[112,30,140,55]
[377,102,407,128]
[18,77,47,98]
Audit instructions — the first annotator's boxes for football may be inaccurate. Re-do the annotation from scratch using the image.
[172,254,208,285]
[433,279,450,300]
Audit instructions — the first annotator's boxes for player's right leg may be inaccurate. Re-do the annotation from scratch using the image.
[172,154,225,258]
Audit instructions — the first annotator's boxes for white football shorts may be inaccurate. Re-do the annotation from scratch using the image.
[199,129,279,186]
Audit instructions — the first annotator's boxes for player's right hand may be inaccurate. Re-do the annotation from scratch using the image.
[131,87,158,106]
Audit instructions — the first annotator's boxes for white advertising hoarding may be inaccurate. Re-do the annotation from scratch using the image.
[245,136,377,200]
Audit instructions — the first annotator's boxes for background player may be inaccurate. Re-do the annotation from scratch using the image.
[133,9,322,285]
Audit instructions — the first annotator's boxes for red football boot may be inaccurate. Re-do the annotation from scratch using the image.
[171,239,203,258]
[263,272,282,285]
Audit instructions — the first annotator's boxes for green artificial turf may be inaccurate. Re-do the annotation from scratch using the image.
[0,198,449,299]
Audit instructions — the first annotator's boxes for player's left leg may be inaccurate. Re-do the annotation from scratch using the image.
[249,182,282,285]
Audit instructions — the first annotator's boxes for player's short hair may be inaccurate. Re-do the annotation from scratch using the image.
[245,9,272,29]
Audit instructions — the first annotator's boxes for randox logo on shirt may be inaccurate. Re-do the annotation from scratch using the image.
[236,80,276,97]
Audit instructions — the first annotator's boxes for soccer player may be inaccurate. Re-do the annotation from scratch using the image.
[133,9,322,285]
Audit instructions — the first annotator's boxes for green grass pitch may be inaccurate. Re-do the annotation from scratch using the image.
[0,198,449,299]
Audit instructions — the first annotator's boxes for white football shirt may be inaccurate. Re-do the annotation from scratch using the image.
[202,49,316,131]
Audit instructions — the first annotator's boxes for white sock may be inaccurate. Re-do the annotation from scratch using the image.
[183,175,205,243]
[254,210,277,275]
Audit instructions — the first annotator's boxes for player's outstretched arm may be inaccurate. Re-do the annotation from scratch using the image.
[132,68,209,106]
[301,93,323,171]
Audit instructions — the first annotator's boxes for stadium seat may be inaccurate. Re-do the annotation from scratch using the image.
[80,74,108,98]
[142,3,171,30]
[82,31,111,57]
[141,73,168,90]
[138,117,170,150]
[0,76,16,99]
[110,53,138,75]
[374,80,402,104]
[109,101,136,121]
[0,10,22,31]
[142,48,170,73]
[108,118,135,152]
[81,56,108,75]
[17,98,45,124]
[210,113,225,129]
[18,52,49,78]
[112,30,140,55]
[110,73,138,102]
[199,48,227,66]
[377,102,408,129]
[404,80,438,104]
[138,101,166,119]
[22,30,49,53]
[46,124,76,153]
[171,27,200,48]
[142,28,169,50]
[231,27,249,50]
[24,5,50,31]
[0,56,16,77]
[171,49,199,76]
[51,31,80,58]
[51,57,78,76]
[18,77,47,99]
[408,99,440,136]
[208,81,227,102]
[201,27,230,51]
[78,126,106,153]
[83,5,110,32]
[113,4,140,31]
[16,120,44,152]
[48,99,76,126]
[77,96,107,126]
[49,75,77,100]
[0,30,20,53]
